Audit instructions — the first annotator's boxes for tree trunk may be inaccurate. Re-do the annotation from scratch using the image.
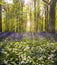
[49,0,57,33]
[34,0,37,32]
[45,4,48,32]
[30,9,31,32]
[0,4,2,32]
[36,0,40,32]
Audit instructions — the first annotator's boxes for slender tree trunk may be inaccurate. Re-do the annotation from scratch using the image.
[21,4,23,33]
[25,13,27,32]
[36,0,40,32]
[6,7,9,32]
[29,8,32,39]
[45,4,48,32]
[34,0,37,32]
[0,4,2,32]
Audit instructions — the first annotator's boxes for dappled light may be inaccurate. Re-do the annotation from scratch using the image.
[27,20,31,31]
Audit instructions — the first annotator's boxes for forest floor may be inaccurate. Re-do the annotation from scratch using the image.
[0,32,57,42]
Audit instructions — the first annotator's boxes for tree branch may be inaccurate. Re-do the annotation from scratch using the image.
[42,0,50,5]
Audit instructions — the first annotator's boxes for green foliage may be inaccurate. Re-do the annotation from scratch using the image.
[0,0,2,4]
[0,39,57,65]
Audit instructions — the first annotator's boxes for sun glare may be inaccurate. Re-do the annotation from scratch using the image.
[25,0,29,4]
[27,21,30,27]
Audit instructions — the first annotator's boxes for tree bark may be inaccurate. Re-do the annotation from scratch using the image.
[45,4,48,32]
[48,0,57,33]
[34,0,37,32]
[0,4,2,32]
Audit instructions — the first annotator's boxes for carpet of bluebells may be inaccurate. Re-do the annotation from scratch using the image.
[0,32,57,65]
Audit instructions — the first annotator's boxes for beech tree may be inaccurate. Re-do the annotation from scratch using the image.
[0,3,2,32]
[34,0,37,32]
[49,0,57,33]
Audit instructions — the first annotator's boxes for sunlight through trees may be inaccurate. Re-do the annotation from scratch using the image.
[0,0,57,33]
